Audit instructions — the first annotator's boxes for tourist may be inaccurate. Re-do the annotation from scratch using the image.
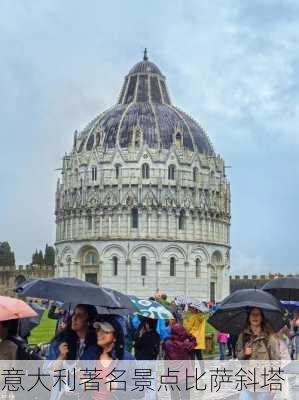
[163,323,196,400]
[217,332,229,360]
[163,322,196,360]
[134,317,160,360]
[236,307,280,361]
[93,318,134,361]
[89,318,137,400]
[48,302,69,334]
[227,333,238,359]
[289,309,299,359]
[183,305,206,366]
[46,304,98,363]
[0,319,19,359]
[236,307,280,400]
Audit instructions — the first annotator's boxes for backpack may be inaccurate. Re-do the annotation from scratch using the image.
[8,336,42,360]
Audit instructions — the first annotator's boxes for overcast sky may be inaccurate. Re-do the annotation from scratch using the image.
[1,0,298,274]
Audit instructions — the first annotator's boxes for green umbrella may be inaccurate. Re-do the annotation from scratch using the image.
[130,296,174,320]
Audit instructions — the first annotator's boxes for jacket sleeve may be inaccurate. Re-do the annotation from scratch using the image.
[236,333,247,360]
[0,340,17,360]
[267,335,281,360]
[183,333,197,352]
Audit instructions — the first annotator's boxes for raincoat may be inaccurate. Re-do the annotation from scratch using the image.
[183,311,206,350]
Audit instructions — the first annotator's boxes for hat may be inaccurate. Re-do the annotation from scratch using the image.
[93,321,115,333]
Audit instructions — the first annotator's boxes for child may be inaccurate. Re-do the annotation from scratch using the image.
[217,332,229,360]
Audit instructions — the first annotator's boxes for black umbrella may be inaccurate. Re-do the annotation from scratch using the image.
[16,277,135,313]
[208,289,285,335]
[262,277,299,301]
[19,303,45,339]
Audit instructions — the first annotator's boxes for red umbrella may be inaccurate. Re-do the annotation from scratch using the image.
[0,295,37,321]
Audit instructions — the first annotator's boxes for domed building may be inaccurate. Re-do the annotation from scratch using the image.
[55,50,231,301]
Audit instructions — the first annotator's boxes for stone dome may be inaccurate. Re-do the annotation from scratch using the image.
[78,50,214,155]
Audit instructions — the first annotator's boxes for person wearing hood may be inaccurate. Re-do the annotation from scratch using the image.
[163,323,196,400]
[163,323,196,360]
[183,306,206,362]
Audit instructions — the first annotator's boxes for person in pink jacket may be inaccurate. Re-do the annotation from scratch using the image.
[217,332,230,360]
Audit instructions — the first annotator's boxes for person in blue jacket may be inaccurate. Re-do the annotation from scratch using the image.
[46,303,98,362]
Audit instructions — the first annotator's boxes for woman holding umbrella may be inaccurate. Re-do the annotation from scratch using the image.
[236,307,280,361]
[0,295,38,360]
[208,290,284,400]
[46,304,98,363]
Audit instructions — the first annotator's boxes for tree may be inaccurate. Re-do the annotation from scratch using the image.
[44,244,55,266]
[32,249,44,265]
[31,250,39,265]
[0,242,15,266]
[37,250,44,265]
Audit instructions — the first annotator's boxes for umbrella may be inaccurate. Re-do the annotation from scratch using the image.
[0,295,37,321]
[281,301,299,313]
[262,277,299,301]
[19,302,45,338]
[130,296,174,320]
[189,300,209,313]
[208,289,285,335]
[16,277,135,313]
[174,295,191,306]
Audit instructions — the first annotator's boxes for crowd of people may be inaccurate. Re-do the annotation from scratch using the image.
[1,291,299,364]
[1,290,299,400]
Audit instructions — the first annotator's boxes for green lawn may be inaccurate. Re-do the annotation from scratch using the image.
[28,310,56,345]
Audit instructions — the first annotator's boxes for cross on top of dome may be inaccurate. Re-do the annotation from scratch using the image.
[143,48,148,61]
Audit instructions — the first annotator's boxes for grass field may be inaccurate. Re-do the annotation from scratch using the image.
[28,310,56,345]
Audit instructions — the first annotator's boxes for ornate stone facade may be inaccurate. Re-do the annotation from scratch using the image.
[55,52,231,301]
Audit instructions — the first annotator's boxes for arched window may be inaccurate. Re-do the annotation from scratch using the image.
[170,257,176,276]
[115,164,121,179]
[112,256,118,276]
[91,166,97,181]
[178,210,185,230]
[193,167,198,182]
[142,163,150,179]
[175,132,182,148]
[141,256,147,276]
[84,251,98,265]
[195,258,201,278]
[168,165,176,180]
[131,207,139,228]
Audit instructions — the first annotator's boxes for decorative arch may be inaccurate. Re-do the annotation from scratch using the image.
[61,246,75,264]
[191,246,210,264]
[211,250,223,266]
[101,244,127,259]
[161,245,187,261]
[129,243,159,262]
[77,245,100,265]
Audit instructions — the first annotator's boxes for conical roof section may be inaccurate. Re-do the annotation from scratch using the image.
[118,49,171,105]
[77,51,215,155]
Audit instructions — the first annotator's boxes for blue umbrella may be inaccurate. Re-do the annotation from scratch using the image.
[281,301,299,312]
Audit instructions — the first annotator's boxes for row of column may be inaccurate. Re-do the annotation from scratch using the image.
[57,211,229,243]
